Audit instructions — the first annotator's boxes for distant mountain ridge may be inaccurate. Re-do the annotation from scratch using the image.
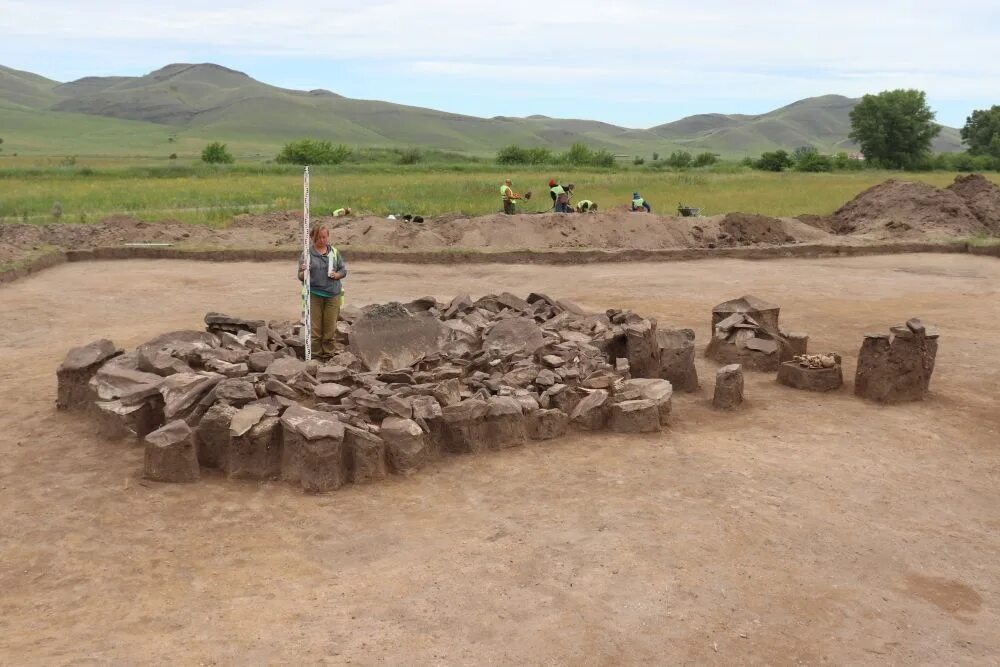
[0,63,965,156]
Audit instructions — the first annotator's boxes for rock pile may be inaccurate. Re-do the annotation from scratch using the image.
[854,318,939,404]
[57,293,696,492]
[704,295,805,371]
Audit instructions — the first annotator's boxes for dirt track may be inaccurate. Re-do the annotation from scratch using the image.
[1,255,999,664]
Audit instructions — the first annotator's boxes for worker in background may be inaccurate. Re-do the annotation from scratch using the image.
[576,200,598,213]
[333,207,352,217]
[552,183,574,213]
[631,192,651,213]
[549,179,562,210]
[500,178,521,215]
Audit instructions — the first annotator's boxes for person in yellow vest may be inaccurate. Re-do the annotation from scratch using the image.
[631,192,652,213]
[500,179,521,215]
[333,207,352,217]
[576,200,598,213]
[297,225,347,359]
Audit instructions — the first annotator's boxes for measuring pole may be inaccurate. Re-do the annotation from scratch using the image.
[302,166,312,361]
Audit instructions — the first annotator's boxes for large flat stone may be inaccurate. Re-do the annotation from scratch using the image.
[349,314,443,372]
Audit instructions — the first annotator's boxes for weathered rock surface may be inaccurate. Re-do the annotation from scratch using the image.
[144,420,199,483]
[484,317,545,356]
[656,328,698,392]
[778,357,843,392]
[227,415,282,480]
[344,425,387,483]
[609,399,661,433]
[196,403,237,469]
[570,390,609,430]
[713,364,745,410]
[57,339,121,410]
[525,408,569,440]
[350,312,443,372]
[380,417,428,474]
[855,320,938,403]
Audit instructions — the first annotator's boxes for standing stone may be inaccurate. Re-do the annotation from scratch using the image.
[280,404,346,491]
[525,409,569,440]
[344,425,388,483]
[625,319,660,379]
[713,364,745,410]
[143,420,199,483]
[656,328,699,392]
[609,399,662,433]
[485,396,527,449]
[854,322,939,403]
[570,390,610,430]
[441,399,491,453]
[227,415,282,480]
[56,339,121,410]
[380,417,428,474]
[197,403,237,469]
[94,398,163,441]
[620,378,673,424]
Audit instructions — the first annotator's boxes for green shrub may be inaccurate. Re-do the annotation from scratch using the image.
[633,156,645,165]
[795,152,832,172]
[560,142,615,167]
[201,142,234,164]
[692,152,719,167]
[666,151,692,168]
[754,150,793,171]
[275,139,351,165]
[397,147,422,165]
[168,153,178,160]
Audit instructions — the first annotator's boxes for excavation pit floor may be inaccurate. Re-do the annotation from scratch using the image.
[1,254,998,664]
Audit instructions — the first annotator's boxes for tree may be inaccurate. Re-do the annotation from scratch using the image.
[849,89,940,168]
[961,105,1000,158]
[692,152,719,167]
[201,142,234,164]
[754,150,793,171]
[275,139,351,165]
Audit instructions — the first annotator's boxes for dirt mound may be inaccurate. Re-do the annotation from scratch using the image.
[716,213,795,246]
[946,174,1000,233]
[831,179,985,240]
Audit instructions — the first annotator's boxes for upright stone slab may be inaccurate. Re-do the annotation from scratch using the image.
[197,403,237,469]
[778,332,809,363]
[485,396,527,449]
[227,412,282,480]
[144,419,199,483]
[570,390,609,430]
[344,425,388,484]
[350,312,443,372]
[380,417,428,474]
[441,399,491,453]
[56,339,121,410]
[94,397,163,441]
[525,409,569,440]
[621,378,673,424]
[625,319,660,379]
[280,404,346,491]
[855,320,939,404]
[656,328,698,392]
[609,399,661,433]
[713,364,744,410]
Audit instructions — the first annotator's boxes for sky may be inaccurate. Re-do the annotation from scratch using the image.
[1,0,998,128]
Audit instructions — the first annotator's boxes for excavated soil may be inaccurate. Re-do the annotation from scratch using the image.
[947,174,1000,233]
[1,255,999,663]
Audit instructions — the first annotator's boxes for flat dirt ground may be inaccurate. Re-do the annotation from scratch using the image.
[1,254,998,665]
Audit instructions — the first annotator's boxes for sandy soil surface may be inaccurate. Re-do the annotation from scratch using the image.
[1,255,999,664]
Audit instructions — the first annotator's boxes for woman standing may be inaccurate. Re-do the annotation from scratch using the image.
[298,225,347,359]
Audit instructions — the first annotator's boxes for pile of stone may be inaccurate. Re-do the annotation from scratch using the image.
[855,318,939,403]
[704,295,807,371]
[56,292,699,492]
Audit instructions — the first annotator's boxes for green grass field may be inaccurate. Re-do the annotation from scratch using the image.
[1,160,997,226]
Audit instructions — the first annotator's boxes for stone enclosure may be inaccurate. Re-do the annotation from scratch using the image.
[56,292,941,493]
[56,293,700,492]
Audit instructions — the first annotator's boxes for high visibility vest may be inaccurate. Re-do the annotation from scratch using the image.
[551,185,565,197]
[632,197,645,208]
[578,200,594,210]
[333,208,347,217]
[501,184,514,200]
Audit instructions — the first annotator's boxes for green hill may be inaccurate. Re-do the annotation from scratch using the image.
[0,63,966,158]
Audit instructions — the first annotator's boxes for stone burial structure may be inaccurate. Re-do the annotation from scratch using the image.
[854,318,939,403]
[705,295,808,371]
[777,353,844,392]
[56,292,701,493]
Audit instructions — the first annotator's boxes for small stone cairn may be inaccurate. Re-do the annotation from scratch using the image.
[56,293,700,493]
[704,295,807,371]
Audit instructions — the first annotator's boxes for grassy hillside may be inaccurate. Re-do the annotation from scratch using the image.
[0,62,967,157]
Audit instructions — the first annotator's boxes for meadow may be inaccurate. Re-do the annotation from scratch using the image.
[1,158,997,226]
